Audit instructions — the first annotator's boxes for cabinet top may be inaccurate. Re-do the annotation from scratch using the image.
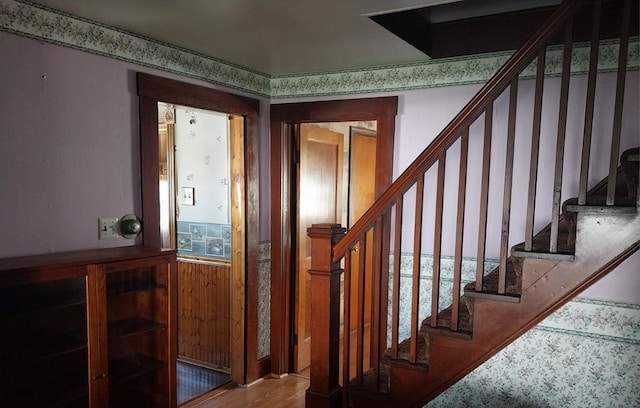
[0,246,176,273]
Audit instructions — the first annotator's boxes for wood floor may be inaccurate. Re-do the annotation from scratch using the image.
[190,375,309,408]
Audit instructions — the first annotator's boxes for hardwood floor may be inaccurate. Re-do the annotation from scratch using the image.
[191,375,309,408]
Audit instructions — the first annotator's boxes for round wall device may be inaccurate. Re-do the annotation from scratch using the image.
[119,214,142,239]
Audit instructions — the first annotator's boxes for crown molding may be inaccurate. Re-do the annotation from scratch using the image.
[1,0,638,99]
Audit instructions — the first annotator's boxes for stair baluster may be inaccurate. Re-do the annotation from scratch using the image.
[606,0,632,205]
[525,46,547,250]
[578,0,602,205]
[475,103,493,292]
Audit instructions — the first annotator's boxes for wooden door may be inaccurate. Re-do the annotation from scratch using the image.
[348,129,377,332]
[295,124,344,372]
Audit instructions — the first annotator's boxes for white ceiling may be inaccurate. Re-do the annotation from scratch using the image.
[29,0,466,76]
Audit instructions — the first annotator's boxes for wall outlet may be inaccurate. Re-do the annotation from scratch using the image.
[99,217,119,240]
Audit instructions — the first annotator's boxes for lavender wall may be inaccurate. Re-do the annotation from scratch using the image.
[274,71,640,303]
[1,29,636,303]
[392,79,639,303]
[0,31,271,258]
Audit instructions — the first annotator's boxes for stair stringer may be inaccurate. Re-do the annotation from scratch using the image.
[379,211,639,408]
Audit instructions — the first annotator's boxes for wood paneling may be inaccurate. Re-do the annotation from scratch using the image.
[178,261,231,370]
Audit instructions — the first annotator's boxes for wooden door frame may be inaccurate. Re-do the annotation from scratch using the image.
[137,73,261,384]
[269,97,398,375]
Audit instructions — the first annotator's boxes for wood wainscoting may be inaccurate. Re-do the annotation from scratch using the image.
[178,259,231,371]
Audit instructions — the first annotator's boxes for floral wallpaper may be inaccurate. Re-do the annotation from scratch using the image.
[258,241,271,360]
[428,301,640,407]
[0,0,637,98]
[389,253,640,408]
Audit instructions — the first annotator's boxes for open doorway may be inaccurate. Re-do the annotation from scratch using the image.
[138,73,263,403]
[157,103,241,403]
[270,97,398,376]
[294,122,378,375]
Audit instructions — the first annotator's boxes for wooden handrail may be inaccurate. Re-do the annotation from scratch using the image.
[333,0,584,261]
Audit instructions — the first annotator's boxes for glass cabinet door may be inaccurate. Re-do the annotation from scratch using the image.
[104,259,170,407]
[0,274,89,408]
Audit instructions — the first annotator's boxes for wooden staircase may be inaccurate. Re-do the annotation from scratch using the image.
[303,1,639,407]
[369,149,638,407]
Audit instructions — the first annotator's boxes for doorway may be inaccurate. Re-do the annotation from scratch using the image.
[294,123,377,374]
[270,97,398,376]
[137,74,263,400]
[157,103,240,403]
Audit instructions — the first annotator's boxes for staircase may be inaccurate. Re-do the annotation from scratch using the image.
[303,1,639,407]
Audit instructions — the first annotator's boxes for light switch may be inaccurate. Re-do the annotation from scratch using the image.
[99,217,119,240]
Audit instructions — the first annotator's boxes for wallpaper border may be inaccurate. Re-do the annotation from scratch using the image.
[394,252,639,344]
[0,0,271,96]
[1,0,638,99]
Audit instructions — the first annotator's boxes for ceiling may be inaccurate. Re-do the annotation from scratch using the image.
[29,0,459,76]
[28,0,571,77]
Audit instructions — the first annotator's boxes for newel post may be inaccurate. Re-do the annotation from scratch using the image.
[306,223,346,408]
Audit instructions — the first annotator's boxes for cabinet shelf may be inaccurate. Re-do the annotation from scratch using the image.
[107,280,167,297]
[5,382,89,408]
[0,356,88,408]
[0,331,87,366]
[110,354,167,385]
[109,317,167,338]
[0,282,86,317]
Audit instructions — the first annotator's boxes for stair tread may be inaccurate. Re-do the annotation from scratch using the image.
[564,195,637,211]
[422,301,473,334]
[384,334,429,364]
[349,365,391,394]
[464,259,520,295]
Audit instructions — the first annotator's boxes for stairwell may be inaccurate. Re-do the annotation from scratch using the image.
[373,149,639,408]
[304,1,639,407]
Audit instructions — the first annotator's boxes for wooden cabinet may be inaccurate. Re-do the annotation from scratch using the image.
[0,247,177,408]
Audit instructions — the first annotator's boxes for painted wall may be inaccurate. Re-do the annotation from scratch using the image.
[0,30,271,258]
[273,70,640,304]
[391,77,640,303]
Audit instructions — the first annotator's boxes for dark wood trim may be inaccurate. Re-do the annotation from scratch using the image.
[137,73,261,384]
[269,96,398,375]
[257,356,272,379]
[243,112,261,383]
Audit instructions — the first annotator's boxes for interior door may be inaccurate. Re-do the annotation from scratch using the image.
[295,124,344,372]
[348,128,377,332]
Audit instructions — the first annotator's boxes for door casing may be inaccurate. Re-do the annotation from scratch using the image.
[137,73,263,384]
[270,97,398,374]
